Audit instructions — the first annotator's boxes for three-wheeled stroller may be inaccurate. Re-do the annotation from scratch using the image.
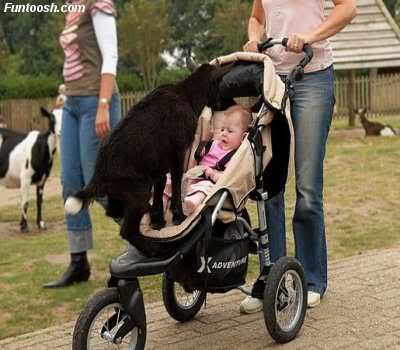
[72,38,314,350]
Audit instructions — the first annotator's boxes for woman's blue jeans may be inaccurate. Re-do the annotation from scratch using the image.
[60,94,121,253]
[266,65,335,295]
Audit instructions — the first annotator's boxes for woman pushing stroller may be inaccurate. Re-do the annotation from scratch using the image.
[239,0,357,312]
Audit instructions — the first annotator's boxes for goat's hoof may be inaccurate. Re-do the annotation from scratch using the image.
[20,226,29,233]
[172,213,186,225]
[151,220,166,230]
[38,221,47,230]
[150,209,166,230]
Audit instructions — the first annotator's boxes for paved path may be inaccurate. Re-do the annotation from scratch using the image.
[0,176,62,208]
[1,246,400,349]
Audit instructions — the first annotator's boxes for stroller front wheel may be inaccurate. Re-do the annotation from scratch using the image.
[263,257,307,343]
[72,287,146,350]
[162,273,206,322]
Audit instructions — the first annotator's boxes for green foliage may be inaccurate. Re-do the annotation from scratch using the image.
[157,67,190,85]
[117,73,144,93]
[384,0,397,15]
[168,0,217,61]
[119,0,174,90]
[210,0,252,55]
[0,74,61,100]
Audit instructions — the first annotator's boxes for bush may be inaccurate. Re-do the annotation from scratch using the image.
[157,67,190,85]
[0,74,60,100]
[0,68,190,100]
[117,73,144,93]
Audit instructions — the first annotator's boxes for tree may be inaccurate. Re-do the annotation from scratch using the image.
[210,0,252,55]
[384,0,397,15]
[119,0,174,90]
[0,28,9,74]
[36,13,64,77]
[168,0,218,62]
[0,0,64,76]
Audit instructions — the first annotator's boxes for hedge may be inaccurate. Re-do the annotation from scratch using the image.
[0,67,190,100]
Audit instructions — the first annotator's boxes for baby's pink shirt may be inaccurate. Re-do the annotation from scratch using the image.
[262,0,333,74]
[199,140,232,168]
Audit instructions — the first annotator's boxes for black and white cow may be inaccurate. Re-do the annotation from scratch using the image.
[0,107,57,232]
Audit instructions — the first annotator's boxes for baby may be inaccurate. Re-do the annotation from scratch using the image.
[182,104,252,214]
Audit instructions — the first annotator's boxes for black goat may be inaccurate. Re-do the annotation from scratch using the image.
[0,107,57,232]
[65,63,232,248]
[355,108,397,136]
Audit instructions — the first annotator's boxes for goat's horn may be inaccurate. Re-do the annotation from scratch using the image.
[186,56,199,72]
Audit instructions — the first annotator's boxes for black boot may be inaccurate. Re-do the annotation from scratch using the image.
[43,252,91,288]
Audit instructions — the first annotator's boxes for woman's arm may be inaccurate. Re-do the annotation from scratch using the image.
[287,0,357,53]
[92,11,118,139]
[243,0,265,52]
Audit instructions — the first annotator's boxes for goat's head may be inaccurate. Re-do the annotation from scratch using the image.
[181,61,233,113]
[354,107,367,117]
[188,63,234,110]
[40,107,56,134]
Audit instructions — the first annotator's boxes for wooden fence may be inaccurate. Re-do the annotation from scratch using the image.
[1,73,400,132]
[334,73,400,118]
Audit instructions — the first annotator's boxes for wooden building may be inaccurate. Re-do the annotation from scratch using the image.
[325,0,400,123]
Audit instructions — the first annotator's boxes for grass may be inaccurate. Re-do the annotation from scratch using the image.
[0,117,400,339]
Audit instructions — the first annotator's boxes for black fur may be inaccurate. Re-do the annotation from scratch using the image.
[72,63,233,249]
[0,129,26,178]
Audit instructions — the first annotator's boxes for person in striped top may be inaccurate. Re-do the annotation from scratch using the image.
[44,0,121,288]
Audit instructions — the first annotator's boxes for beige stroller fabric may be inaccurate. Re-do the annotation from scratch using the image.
[140,52,294,240]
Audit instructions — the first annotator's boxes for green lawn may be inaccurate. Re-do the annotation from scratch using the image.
[0,117,399,339]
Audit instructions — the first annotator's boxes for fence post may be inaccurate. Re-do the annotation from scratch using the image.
[347,70,356,126]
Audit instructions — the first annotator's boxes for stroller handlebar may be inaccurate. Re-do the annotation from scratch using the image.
[257,37,313,82]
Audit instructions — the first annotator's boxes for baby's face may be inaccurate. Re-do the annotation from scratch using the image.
[218,118,245,150]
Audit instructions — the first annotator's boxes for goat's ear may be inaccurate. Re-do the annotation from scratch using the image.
[40,107,52,118]
[211,63,234,81]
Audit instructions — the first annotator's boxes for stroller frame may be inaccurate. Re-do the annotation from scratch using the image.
[72,38,313,350]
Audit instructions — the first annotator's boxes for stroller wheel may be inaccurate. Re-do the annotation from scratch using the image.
[162,273,206,322]
[72,288,146,350]
[263,257,307,343]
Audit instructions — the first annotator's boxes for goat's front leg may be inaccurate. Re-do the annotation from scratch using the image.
[19,174,30,232]
[36,184,46,230]
[150,175,167,230]
[170,158,186,225]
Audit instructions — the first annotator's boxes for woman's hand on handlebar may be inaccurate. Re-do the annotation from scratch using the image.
[286,33,310,53]
[243,40,260,52]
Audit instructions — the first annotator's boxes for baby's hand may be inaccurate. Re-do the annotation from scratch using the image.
[204,167,214,179]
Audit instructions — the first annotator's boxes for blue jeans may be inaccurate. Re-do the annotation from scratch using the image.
[266,66,335,295]
[61,94,121,253]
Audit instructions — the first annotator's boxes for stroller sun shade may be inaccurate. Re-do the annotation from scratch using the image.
[139,52,294,242]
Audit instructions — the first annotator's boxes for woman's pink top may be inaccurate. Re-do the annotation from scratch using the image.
[262,0,333,74]
[199,140,232,168]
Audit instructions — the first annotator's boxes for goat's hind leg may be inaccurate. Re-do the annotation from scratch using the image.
[119,185,151,246]
[19,174,31,232]
[150,175,167,230]
[36,184,46,230]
